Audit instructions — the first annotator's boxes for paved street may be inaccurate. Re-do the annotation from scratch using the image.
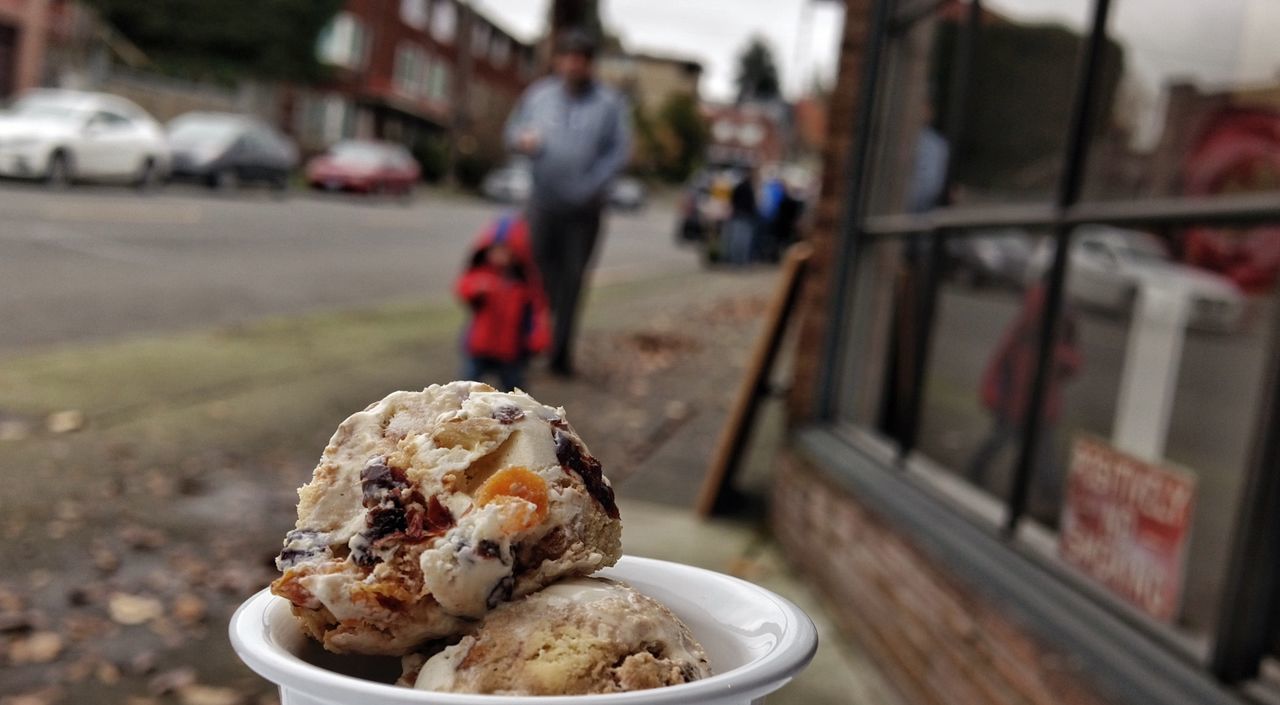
[0,182,697,354]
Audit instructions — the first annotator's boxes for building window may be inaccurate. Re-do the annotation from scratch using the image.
[430,0,456,44]
[518,48,535,80]
[316,12,370,70]
[489,35,510,67]
[428,61,451,103]
[820,0,1280,686]
[472,22,491,59]
[393,43,431,100]
[400,0,429,30]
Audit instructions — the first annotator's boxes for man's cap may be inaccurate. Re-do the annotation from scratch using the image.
[555,28,598,58]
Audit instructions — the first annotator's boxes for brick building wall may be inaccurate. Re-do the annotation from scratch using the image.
[786,0,869,423]
[772,456,1110,705]
[0,0,51,98]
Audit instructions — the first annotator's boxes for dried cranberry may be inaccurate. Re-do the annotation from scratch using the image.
[492,406,525,424]
[552,429,620,519]
[361,460,408,506]
[426,495,455,534]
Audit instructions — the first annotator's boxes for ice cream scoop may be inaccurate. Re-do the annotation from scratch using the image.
[402,577,712,695]
[271,382,622,655]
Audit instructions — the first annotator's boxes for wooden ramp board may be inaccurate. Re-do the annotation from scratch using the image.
[695,243,813,517]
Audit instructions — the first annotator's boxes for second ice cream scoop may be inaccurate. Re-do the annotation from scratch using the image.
[403,577,712,695]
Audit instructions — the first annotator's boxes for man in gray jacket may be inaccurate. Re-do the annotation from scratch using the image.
[505,29,631,377]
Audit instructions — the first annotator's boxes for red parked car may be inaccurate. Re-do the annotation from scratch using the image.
[305,140,420,195]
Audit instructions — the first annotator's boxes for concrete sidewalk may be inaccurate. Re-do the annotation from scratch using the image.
[620,499,903,704]
[0,266,899,705]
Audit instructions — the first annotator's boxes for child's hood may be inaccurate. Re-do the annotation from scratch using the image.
[470,214,536,269]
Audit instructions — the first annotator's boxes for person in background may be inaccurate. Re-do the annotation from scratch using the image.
[725,168,758,265]
[504,28,631,377]
[968,283,1082,514]
[456,214,550,392]
[756,166,787,262]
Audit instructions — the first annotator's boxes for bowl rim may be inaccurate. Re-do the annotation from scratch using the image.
[229,555,818,704]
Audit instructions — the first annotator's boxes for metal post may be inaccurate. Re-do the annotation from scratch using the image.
[1004,0,1112,535]
[898,0,981,457]
[898,231,946,457]
[816,0,894,420]
[1209,290,1280,682]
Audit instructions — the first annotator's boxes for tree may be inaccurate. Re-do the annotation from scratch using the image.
[657,93,709,182]
[630,94,708,183]
[83,0,346,83]
[734,37,781,104]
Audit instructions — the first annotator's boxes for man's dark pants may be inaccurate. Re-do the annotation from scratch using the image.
[528,200,602,374]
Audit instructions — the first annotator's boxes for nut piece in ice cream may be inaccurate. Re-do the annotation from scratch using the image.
[402,578,712,695]
[270,382,623,655]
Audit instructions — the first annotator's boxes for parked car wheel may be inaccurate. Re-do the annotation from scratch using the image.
[46,150,72,189]
[211,167,239,191]
[134,157,162,191]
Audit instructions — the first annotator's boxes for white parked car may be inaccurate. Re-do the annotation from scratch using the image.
[481,159,532,203]
[0,89,169,187]
[1027,225,1246,332]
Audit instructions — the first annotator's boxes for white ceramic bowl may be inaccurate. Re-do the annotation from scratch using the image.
[230,555,818,705]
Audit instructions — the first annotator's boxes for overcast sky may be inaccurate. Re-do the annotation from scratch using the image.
[470,0,1280,143]
[985,0,1280,145]
[469,0,846,102]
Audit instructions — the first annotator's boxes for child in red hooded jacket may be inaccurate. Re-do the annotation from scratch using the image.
[456,214,550,391]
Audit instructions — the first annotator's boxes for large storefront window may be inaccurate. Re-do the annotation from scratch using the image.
[824,0,1280,689]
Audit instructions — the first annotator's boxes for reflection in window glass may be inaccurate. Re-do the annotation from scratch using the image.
[1029,224,1268,639]
[866,2,1103,212]
[834,238,910,434]
[1085,0,1280,201]
[915,230,1050,500]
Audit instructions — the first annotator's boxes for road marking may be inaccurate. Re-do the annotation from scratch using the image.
[22,222,162,264]
[38,202,205,225]
[361,211,431,229]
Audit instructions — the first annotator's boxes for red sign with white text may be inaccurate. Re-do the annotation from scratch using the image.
[1059,436,1196,622]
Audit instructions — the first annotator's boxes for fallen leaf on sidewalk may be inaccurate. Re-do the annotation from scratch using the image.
[120,525,167,551]
[61,614,114,642]
[91,546,120,574]
[172,593,207,625]
[108,593,164,625]
[0,687,63,705]
[0,419,31,442]
[46,410,85,434]
[8,631,64,664]
[127,649,159,676]
[148,667,197,695]
[0,609,41,633]
[178,685,244,705]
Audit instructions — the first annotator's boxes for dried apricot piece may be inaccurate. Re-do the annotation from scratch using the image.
[474,467,549,534]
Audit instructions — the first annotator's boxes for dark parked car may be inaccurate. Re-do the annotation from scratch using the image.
[305,140,420,195]
[167,112,297,190]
